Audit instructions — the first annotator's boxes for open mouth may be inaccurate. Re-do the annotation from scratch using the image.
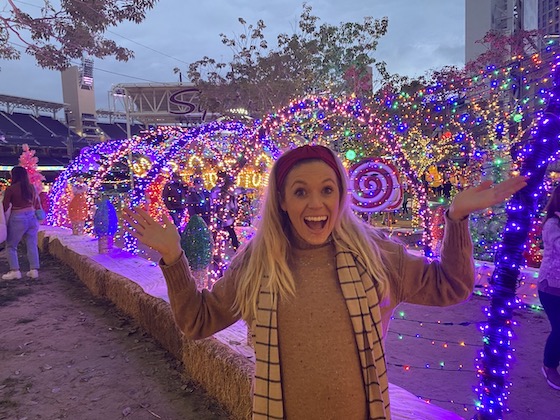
[304,216,328,230]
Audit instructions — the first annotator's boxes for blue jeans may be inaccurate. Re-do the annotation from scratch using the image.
[6,210,40,271]
[539,290,560,369]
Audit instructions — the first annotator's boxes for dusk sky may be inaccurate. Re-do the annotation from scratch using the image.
[0,0,465,111]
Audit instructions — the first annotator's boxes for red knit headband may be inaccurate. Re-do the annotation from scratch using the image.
[275,145,342,189]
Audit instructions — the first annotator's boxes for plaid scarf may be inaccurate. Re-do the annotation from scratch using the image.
[251,243,390,419]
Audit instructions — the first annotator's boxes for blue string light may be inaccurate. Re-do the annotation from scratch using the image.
[474,66,560,419]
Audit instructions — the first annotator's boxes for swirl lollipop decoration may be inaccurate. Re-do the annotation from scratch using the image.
[349,158,403,213]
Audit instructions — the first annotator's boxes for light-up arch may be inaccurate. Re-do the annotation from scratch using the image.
[48,137,151,228]
[119,121,278,256]
[257,95,435,253]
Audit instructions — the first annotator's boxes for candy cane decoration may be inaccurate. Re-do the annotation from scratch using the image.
[349,158,403,213]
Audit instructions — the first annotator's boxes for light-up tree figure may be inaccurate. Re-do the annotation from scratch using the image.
[474,67,560,419]
[18,143,45,193]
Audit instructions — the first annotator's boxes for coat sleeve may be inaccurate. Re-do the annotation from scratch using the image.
[387,211,475,306]
[160,252,241,339]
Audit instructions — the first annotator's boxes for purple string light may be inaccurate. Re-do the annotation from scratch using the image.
[474,68,560,419]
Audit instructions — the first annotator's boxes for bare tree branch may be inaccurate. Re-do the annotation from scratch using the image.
[0,0,158,69]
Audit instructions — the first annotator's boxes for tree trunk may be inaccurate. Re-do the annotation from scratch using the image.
[98,235,113,254]
[192,268,208,290]
[72,222,84,235]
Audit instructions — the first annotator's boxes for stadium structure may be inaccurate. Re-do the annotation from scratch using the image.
[0,58,211,180]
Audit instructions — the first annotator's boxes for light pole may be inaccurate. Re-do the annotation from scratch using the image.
[65,110,75,159]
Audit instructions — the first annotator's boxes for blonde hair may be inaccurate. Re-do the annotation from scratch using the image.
[231,147,391,322]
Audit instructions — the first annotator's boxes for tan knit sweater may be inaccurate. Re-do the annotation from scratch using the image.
[160,215,474,418]
[278,237,367,419]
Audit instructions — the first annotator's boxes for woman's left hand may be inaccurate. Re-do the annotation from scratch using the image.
[122,206,182,264]
[448,176,528,221]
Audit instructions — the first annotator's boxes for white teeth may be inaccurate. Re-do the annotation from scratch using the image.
[304,216,327,222]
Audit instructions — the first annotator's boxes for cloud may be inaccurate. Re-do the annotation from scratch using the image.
[0,0,465,108]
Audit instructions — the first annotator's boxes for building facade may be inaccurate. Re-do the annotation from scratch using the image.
[465,0,539,65]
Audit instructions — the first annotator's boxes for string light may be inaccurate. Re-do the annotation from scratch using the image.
[42,41,560,419]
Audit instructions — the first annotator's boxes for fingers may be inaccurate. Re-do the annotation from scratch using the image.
[123,222,143,239]
[500,175,527,187]
[122,208,141,226]
[123,206,156,234]
[134,206,155,226]
[453,176,528,215]
[122,210,145,237]
[494,176,528,196]
[122,206,174,236]
[483,176,527,205]
[122,209,136,226]
[161,211,173,229]
[472,179,493,192]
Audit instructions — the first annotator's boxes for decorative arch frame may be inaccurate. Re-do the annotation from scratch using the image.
[257,96,435,253]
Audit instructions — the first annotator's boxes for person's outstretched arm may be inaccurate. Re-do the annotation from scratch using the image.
[446,176,527,222]
[392,176,528,306]
[123,207,240,339]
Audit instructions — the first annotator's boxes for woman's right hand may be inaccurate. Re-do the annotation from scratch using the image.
[448,176,528,221]
[122,206,182,264]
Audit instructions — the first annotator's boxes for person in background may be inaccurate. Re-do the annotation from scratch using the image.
[162,172,187,229]
[211,171,239,251]
[2,166,41,280]
[443,178,453,200]
[401,187,410,217]
[0,180,8,249]
[538,185,560,390]
[185,176,211,226]
[123,144,526,419]
[421,171,430,198]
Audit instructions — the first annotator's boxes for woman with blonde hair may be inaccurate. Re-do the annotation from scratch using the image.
[124,144,526,419]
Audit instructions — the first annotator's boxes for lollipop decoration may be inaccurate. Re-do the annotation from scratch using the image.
[349,158,403,213]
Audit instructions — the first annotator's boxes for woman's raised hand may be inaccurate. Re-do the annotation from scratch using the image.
[448,176,528,221]
[122,206,182,264]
